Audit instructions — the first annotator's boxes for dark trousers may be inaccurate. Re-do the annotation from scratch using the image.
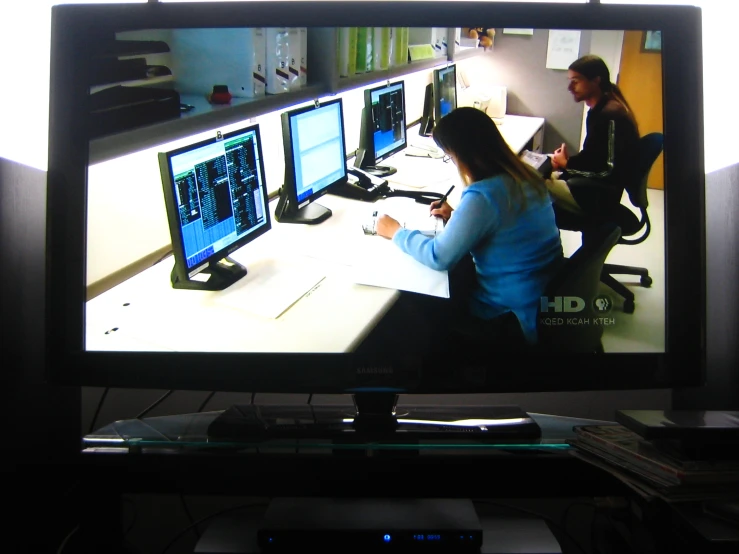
[354,254,525,361]
[554,177,623,242]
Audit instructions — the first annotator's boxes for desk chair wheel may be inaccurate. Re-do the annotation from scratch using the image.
[623,299,635,314]
[641,275,653,287]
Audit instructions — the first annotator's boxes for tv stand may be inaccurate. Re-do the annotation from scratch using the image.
[207,393,542,442]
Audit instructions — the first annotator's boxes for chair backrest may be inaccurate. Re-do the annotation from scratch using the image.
[625,132,663,209]
[537,224,622,352]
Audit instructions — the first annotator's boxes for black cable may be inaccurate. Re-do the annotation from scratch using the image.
[560,501,596,537]
[198,391,216,413]
[307,393,313,404]
[250,392,256,404]
[160,502,268,554]
[88,387,110,435]
[136,390,174,419]
[123,496,138,536]
[180,494,200,539]
[56,524,79,554]
[472,500,589,554]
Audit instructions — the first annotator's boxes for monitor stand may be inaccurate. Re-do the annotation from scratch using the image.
[207,392,542,442]
[274,186,332,224]
[363,164,397,177]
[171,256,246,291]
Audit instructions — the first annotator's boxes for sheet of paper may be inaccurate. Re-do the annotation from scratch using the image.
[349,236,450,298]
[546,30,581,70]
[210,257,326,319]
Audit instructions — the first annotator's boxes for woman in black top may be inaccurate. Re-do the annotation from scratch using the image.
[547,55,640,229]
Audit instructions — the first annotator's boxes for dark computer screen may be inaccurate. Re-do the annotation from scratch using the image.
[434,65,457,120]
[162,126,270,272]
[369,81,406,163]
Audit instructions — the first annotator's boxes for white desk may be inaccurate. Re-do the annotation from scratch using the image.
[85,115,545,354]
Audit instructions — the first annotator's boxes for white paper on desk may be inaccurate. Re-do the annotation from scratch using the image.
[209,257,326,319]
[350,237,449,298]
[546,30,581,70]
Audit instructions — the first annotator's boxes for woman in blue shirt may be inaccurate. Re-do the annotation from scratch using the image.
[375,107,564,346]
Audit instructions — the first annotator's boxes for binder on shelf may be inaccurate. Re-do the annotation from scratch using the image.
[299,27,308,86]
[94,38,170,59]
[356,27,373,73]
[391,27,409,67]
[337,27,358,77]
[372,27,392,71]
[287,28,301,91]
[266,27,292,94]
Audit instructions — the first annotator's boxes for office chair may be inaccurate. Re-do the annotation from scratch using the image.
[448,225,620,356]
[537,224,622,353]
[600,132,663,313]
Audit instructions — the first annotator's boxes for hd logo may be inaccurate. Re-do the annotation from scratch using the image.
[540,296,585,313]
[540,294,613,314]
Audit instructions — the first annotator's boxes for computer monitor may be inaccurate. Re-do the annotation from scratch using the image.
[354,80,407,177]
[434,64,457,122]
[275,98,348,224]
[46,2,706,438]
[158,124,271,290]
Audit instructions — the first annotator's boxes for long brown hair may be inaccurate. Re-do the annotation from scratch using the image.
[569,54,639,133]
[432,106,547,212]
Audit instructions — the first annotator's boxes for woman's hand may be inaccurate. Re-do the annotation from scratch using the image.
[376,214,402,239]
[429,201,453,222]
[551,142,568,170]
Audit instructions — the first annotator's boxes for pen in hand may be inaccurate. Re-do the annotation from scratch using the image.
[430,185,455,214]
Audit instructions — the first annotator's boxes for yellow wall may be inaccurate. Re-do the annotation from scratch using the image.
[617,30,664,190]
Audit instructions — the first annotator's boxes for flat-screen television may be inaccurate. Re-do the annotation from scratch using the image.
[275,98,347,224]
[46,2,706,434]
[158,123,271,290]
[354,80,407,177]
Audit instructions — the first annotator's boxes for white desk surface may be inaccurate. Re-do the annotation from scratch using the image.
[85,115,544,354]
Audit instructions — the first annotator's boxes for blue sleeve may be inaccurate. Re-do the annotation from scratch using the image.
[391,191,498,271]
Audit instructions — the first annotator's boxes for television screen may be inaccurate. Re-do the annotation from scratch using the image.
[46,2,705,395]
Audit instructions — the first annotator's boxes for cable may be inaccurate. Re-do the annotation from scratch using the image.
[56,524,80,554]
[136,390,174,419]
[88,387,110,435]
[197,391,216,413]
[307,393,313,404]
[180,494,200,539]
[560,500,596,536]
[472,500,589,554]
[160,502,268,554]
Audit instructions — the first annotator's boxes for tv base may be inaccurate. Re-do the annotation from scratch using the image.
[207,394,541,443]
[171,256,246,291]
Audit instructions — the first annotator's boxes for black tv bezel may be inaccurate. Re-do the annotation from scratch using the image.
[47,2,706,394]
[364,79,408,164]
[281,97,348,210]
[433,64,457,122]
[158,124,272,276]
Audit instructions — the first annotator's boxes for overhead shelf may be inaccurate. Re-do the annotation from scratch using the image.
[331,57,449,92]
[88,27,486,165]
[451,46,493,62]
[89,84,330,165]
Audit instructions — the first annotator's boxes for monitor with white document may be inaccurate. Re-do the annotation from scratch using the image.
[276,98,348,224]
[157,123,271,291]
